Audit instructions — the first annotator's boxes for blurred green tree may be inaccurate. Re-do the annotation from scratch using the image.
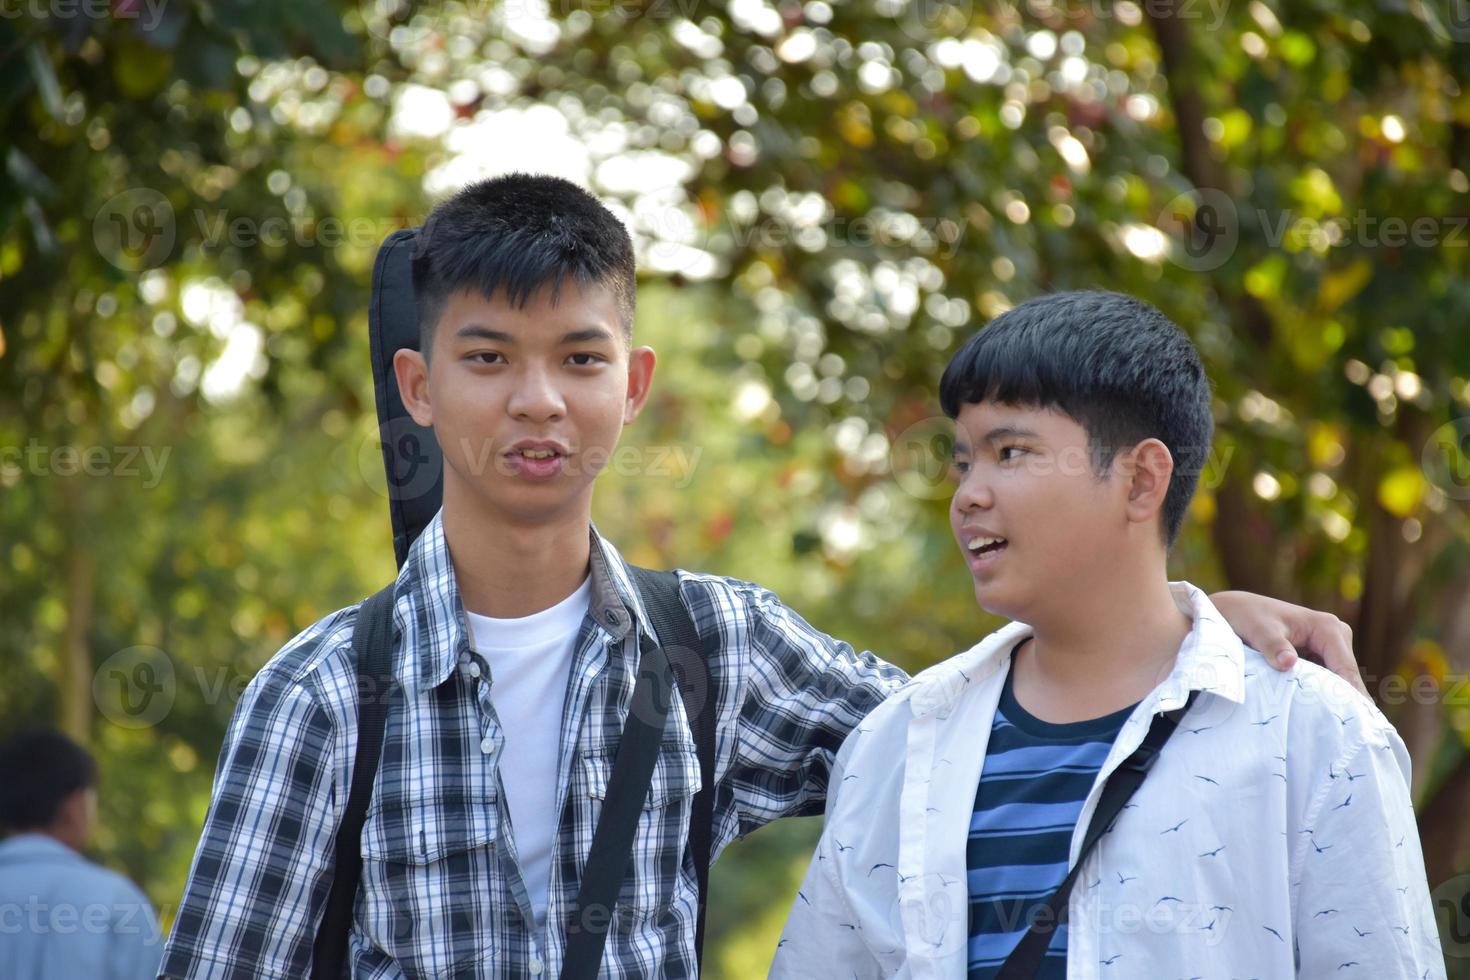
[3,0,1468,974]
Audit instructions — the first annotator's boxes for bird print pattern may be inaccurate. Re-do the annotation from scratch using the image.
[770,585,1446,980]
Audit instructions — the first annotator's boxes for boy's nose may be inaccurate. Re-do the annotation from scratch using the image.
[953,482,995,517]
[508,367,566,422]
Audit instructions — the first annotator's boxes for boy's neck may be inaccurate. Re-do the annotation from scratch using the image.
[440,484,595,620]
[1010,569,1194,725]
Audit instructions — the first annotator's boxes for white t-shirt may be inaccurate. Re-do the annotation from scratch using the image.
[464,575,590,931]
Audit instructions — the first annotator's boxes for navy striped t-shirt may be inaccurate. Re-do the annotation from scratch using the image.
[966,657,1136,978]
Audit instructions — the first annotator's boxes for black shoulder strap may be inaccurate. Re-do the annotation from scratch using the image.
[627,565,717,968]
[311,583,399,980]
[367,226,444,570]
[309,570,715,980]
[995,690,1200,980]
[562,638,676,980]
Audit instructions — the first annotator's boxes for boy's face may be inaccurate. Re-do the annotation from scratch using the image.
[949,400,1147,623]
[395,280,655,526]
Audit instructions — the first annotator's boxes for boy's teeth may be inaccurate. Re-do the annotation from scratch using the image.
[967,536,1006,551]
[519,448,557,459]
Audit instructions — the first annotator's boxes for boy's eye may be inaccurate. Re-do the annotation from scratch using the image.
[950,459,971,476]
[567,353,605,367]
[998,446,1027,462]
[468,352,504,365]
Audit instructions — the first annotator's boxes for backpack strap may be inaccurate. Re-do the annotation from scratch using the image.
[627,566,717,969]
[561,636,677,980]
[994,690,1200,980]
[311,583,399,980]
[309,569,715,979]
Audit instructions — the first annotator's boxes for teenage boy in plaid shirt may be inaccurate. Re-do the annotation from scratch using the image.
[159,174,1365,979]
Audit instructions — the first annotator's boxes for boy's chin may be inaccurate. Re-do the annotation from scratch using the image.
[971,581,1026,621]
[475,480,591,523]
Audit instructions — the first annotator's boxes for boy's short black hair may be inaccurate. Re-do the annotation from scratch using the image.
[411,173,636,359]
[0,728,97,832]
[939,290,1214,547]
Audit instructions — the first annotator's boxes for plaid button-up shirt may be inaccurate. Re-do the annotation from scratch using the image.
[158,510,907,979]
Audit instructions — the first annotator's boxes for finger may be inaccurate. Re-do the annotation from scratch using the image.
[1265,639,1298,671]
[1298,616,1370,700]
[1252,622,1298,670]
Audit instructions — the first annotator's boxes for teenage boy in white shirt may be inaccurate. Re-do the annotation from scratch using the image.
[159,175,1370,979]
[773,290,1443,979]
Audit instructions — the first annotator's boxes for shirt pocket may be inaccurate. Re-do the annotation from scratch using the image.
[577,740,704,920]
[359,794,501,977]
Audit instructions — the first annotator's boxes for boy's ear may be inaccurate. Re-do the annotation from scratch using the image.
[394,348,433,427]
[1121,438,1174,527]
[622,345,657,425]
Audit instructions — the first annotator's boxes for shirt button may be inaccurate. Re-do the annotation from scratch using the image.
[466,662,481,678]
[480,737,493,754]
[529,958,543,975]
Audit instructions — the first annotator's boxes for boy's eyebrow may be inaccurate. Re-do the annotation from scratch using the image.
[455,325,514,343]
[982,425,1040,444]
[453,325,617,344]
[559,327,617,344]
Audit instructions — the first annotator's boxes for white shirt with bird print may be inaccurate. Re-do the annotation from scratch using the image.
[770,582,1445,979]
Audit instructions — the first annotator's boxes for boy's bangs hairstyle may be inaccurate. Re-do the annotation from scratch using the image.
[939,290,1214,547]
[411,172,637,357]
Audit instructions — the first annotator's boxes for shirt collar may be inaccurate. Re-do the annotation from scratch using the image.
[394,508,657,697]
[1149,581,1248,710]
[908,581,1247,721]
[0,832,80,862]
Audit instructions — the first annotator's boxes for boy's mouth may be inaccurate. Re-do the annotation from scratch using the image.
[965,535,1008,565]
[505,441,569,479]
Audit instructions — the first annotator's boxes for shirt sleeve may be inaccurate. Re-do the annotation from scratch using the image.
[728,583,908,835]
[158,642,346,979]
[1291,731,1445,978]
[769,746,886,979]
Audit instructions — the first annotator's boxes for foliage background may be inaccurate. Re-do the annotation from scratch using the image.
[2,0,1469,974]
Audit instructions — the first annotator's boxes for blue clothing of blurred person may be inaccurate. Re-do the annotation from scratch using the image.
[0,728,163,980]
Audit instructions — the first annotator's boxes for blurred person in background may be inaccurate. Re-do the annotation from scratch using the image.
[0,728,163,980]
